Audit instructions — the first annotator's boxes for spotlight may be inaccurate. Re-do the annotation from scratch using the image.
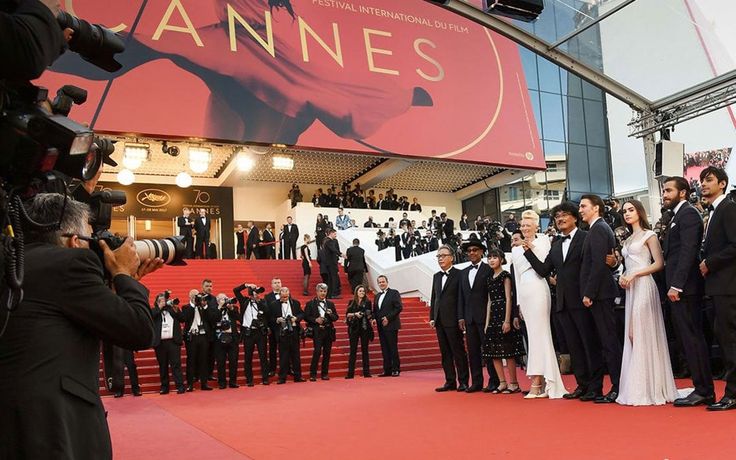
[162,141,180,157]
[176,171,192,188]
[189,146,211,174]
[117,168,135,185]
[272,154,294,170]
[122,142,149,170]
[236,152,255,172]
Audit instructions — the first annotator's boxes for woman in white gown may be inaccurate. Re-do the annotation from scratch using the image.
[616,200,679,406]
[514,210,567,399]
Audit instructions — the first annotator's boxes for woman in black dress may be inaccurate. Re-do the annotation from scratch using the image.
[315,214,326,249]
[482,248,524,394]
[235,224,245,259]
[300,234,315,296]
[345,285,373,378]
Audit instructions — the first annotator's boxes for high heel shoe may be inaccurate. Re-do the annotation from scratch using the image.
[524,383,545,399]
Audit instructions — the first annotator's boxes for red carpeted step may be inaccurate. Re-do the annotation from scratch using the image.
[100,260,441,394]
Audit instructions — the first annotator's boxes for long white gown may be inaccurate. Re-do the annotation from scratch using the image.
[512,235,567,398]
[616,230,679,406]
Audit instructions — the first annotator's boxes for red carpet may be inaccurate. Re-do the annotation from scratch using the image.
[106,369,734,460]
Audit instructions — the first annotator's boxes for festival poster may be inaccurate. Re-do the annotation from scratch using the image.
[38,0,543,169]
[684,147,734,195]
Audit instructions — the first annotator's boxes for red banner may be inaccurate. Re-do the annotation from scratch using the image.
[39,0,543,169]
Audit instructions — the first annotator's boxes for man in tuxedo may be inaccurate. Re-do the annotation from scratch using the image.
[151,293,186,394]
[194,208,211,259]
[373,275,403,376]
[182,289,215,391]
[661,177,714,407]
[440,212,454,243]
[430,245,470,392]
[264,278,282,377]
[345,238,367,292]
[282,216,299,259]
[235,284,270,386]
[324,228,342,298]
[524,202,604,401]
[459,237,500,393]
[246,221,260,260]
[305,284,340,380]
[200,279,218,380]
[271,287,306,384]
[0,193,158,460]
[697,167,736,411]
[579,194,623,403]
[211,294,240,389]
[177,207,195,258]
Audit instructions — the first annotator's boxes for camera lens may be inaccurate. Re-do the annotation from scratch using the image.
[133,236,187,265]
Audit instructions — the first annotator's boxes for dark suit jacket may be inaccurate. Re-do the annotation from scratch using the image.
[304,298,340,329]
[177,215,193,238]
[373,288,403,331]
[580,219,618,301]
[268,298,303,330]
[663,202,704,295]
[458,262,492,325]
[0,243,154,460]
[247,226,260,250]
[443,219,454,240]
[525,229,587,312]
[282,223,299,242]
[234,286,269,329]
[151,305,184,346]
[194,216,210,240]
[324,238,341,268]
[702,199,736,296]
[345,246,366,273]
[181,303,215,341]
[430,268,463,327]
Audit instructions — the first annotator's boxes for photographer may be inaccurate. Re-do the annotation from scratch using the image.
[269,287,305,384]
[345,285,373,378]
[305,283,339,381]
[182,290,215,391]
[211,293,240,389]
[151,292,186,395]
[0,193,161,460]
[234,283,270,386]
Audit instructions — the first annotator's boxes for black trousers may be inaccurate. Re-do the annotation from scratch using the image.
[310,329,334,377]
[195,237,209,259]
[268,329,279,374]
[286,240,297,259]
[436,324,469,386]
[122,349,140,392]
[243,330,269,383]
[670,295,714,397]
[154,340,184,390]
[348,332,371,377]
[326,266,340,297]
[713,295,736,398]
[214,338,239,386]
[183,235,194,259]
[347,270,364,293]
[378,326,400,373]
[466,322,499,388]
[556,307,604,394]
[246,245,255,260]
[590,298,623,391]
[185,334,209,387]
[278,332,302,381]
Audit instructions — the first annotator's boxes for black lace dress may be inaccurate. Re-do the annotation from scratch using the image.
[482,271,525,360]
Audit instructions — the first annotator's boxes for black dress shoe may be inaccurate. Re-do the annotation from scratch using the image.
[580,391,600,402]
[707,397,736,411]
[594,391,618,404]
[247,382,255,387]
[277,379,286,384]
[378,373,392,377]
[563,388,585,400]
[294,378,306,383]
[309,376,317,382]
[465,385,483,393]
[321,376,330,381]
[345,375,354,379]
[482,384,497,393]
[186,385,194,392]
[159,388,170,395]
[132,389,142,397]
[363,374,372,378]
[200,385,213,391]
[176,388,186,394]
[218,384,227,389]
[262,380,270,385]
[674,392,715,407]
[391,371,400,377]
[113,392,124,398]
[435,384,457,392]
[457,384,469,392]
[229,383,240,389]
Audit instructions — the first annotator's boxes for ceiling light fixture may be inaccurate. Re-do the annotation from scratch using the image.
[272,154,294,170]
[189,146,211,174]
[236,152,255,172]
[117,168,135,185]
[176,171,193,188]
[122,142,150,170]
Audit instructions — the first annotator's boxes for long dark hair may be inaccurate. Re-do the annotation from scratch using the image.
[351,284,367,308]
[623,199,651,233]
[269,0,296,20]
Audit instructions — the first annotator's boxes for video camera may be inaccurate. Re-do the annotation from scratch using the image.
[247,286,266,297]
[163,290,180,308]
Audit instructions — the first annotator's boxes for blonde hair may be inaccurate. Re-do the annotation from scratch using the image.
[521,210,540,226]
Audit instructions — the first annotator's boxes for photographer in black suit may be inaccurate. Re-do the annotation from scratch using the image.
[177,207,195,259]
[373,275,403,376]
[264,278,282,377]
[270,287,306,384]
[0,193,160,460]
[660,177,714,407]
[151,293,186,395]
[235,283,270,386]
[211,293,240,389]
[305,284,340,381]
[524,202,604,401]
[182,290,215,391]
[698,167,736,411]
[579,195,623,404]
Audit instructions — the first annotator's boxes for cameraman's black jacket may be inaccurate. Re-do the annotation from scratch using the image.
[151,304,184,346]
[268,297,303,334]
[346,299,373,337]
[181,303,215,341]
[210,304,240,340]
[233,284,268,334]
[305,298,339,337]
[0,0,65,80]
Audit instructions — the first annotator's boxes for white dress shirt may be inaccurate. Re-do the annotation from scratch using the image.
[562,227,578,262]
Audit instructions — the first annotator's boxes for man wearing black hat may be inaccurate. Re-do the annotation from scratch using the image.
[458,236,500,392]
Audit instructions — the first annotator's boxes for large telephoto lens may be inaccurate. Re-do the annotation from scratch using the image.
[134,236,187,265]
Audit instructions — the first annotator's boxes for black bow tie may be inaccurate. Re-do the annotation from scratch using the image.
[706,204,715,212]
[470,265,479,270]
[561,235,571,241]
[442,271,449,277]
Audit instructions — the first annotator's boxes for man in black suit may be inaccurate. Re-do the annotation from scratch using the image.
[305,284,340,380]
[194,208,211,259]
[345,238,367,292]
[458,237,500,393]
[440,212,454,243]
[579,194,623,404]
[264,278,282,377]
[430,245,470,392]
[524,202,604,401]
[182,289,215,391]
[211,293,240,389]
[0,193,159,460]
[200,279,218,381]
[282,216,299,259]
[270,287,306,384]
[151,293,186,394]
[235,284,270,386]
[177,207,195,258]
[661,177,714,407]
[246,221,260,260]
[373,275,403,376]
[697,167,736,411]
[324,228,342,298]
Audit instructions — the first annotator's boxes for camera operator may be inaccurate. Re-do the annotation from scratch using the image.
[182,289,215,391]
[305,283,340,381]
[234,283,270,386]
[0,193,161,460]
[211,293,240,389]
[199,279,217,380]
[270,287,306,384]
[151,292,186,395]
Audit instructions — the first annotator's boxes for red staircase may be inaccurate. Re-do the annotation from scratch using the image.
[99,260,440,394]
